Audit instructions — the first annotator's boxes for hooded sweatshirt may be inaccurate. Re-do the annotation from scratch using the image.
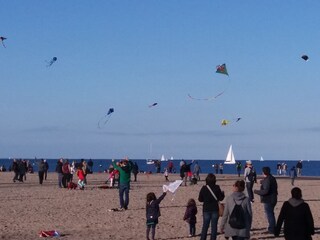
[220,191,252,238]
[275,198,314,240]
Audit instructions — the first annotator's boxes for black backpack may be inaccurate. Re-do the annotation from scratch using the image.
[228,200,246,229]
[247,168,256,182]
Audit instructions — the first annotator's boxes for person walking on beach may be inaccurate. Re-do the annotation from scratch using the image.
[183,198,198,237]
[244,160,257,203]
[112,157,133,210]
[254,166,278,234]
[220,180,252,240]
[38,159,46,185]
[289,166,297,186]
[146,189,167,240]
[198,173,225,240]
[275,187,314,240]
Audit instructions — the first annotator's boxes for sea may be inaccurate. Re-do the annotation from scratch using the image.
[0,158,319,177]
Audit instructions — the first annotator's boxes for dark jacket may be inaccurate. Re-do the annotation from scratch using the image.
[183,204,197,224]
[275,198,314,240]
[55,161,63,173]
[198,184,224,212]
[146,193,167,224]
[254,174,278,205]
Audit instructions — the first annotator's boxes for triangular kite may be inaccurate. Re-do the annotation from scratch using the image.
[163,180,183,193]
[216,63,229,76]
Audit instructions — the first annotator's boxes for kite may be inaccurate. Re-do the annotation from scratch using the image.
[216,63,229,76]
[221,119,230,126]
[98,108,114,128]
[149,103,158,108]
[46,57,57,67]
[188,63,230,101]
[221,117,241,126]
[163,179,183,193]
[301,55,309,61]
[0,36,7,48]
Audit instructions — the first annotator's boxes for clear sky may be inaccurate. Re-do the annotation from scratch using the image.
[1,1,320,160]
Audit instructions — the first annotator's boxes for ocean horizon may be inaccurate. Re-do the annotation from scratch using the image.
[0,158,318,177]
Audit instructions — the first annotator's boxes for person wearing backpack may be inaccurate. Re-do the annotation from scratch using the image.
[244,160,257,203]
[220,180,252,240]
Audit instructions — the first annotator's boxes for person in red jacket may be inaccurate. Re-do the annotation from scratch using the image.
[77,166,85,190]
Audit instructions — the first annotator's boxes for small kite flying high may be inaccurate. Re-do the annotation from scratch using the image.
[221,117,241,126]
[0,36,7,48]
[149,103,158,108]
[301,55,309,61]
[46,57,58,67]
[216,63,229,76]
[188,63,230,101]
[98,108,114,129]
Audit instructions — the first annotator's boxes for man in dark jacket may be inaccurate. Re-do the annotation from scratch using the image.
[275,187,314,240]
[38,159,46,185]
[254,166,278,234]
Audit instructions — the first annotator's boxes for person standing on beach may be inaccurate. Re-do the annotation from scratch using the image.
[112,157,133,210]
[12,159,19,182]
[220,180,252,240]
[275,187,314,240]
[198,173,225,240]
[43,160,49,180]
[244,160,257,203]
[146,189,167,240]
[55,158,63,188]
[183,198,198,237]
[296,160,303,176]
[132,162,139,182]
[38,159,46,185]
[254,166,278,234]
[193,161,201,181]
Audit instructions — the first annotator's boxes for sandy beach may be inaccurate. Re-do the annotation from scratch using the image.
[0,172,319,240]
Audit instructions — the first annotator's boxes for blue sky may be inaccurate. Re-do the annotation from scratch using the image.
[1,1,320,160]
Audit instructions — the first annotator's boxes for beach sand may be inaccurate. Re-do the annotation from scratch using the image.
[0,172,319,240]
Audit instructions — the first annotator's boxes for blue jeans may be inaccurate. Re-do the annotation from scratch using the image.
[200,211,219,240]
[58,173,63,188]
[119,183,130,209]
[263,203,276,233]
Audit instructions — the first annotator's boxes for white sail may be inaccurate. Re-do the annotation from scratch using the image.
[224,145,236,164]
[160,154,167,161]
[260,156,264,161]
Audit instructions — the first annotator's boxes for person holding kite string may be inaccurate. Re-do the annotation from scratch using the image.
[112,158,133,211]
[146,188,168,240]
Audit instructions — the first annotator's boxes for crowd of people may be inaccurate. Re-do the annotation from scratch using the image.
[7,157,314,239]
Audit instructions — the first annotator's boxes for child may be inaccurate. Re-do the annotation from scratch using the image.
[146,189,167,240]
[164,168,169,181]
[183,198,197,237]
[109,169,119,188]
[76,166,85,190]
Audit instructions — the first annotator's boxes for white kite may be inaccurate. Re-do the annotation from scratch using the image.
[163,180,183,194]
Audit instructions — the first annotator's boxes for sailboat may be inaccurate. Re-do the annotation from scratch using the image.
[260,156,264,161]
[146,144,155,165]
[224,145,236,164]
[160,154,167,162]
